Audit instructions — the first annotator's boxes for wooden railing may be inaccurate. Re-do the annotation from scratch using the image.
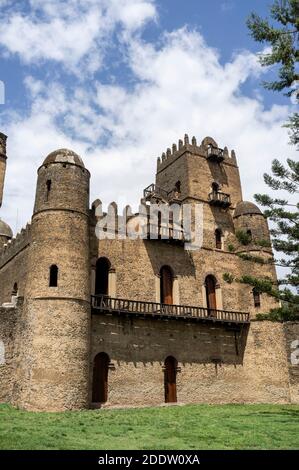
[207,145,224,161]
[91,295,250,324]
[208,191,231,207]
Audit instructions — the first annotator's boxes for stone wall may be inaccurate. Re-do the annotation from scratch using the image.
[283,322,299,404]
[91,316,295,406]
[0,304,18,403]
[92,237,279,318]
[0,224,31,304]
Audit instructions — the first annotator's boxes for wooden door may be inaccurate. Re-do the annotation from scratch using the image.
[164,356,177,403]
[160,266,173,305]
[92,352,109,403]
[206,275,217,315]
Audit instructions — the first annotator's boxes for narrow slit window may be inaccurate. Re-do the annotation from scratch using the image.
[253,288,261,308]
[49,265,58,287]
[215,229,222,249]
[46,179,52,201]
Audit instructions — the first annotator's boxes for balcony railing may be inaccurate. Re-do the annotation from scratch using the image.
[207,145,224,162]
[208,191,231,208]
[143,184,182,203]
[142,223,186,244]
[91,295,250,324]
[144,184,169,202]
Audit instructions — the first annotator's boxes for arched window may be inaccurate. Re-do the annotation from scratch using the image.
[164,356,177,403]
[92,352,110,403]
[205,275,217,315]
[160,265,173,304]
[247,229,252,242]
[174,181,181,194]
[215,229,222,249]
[253,288,261,308]
[12,282,18,295]
[49,265,58,287]
[212,182,219,193]
[95,257,110,296]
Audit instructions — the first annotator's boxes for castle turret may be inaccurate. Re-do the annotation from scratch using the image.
[0,132,7,207]
[0,218,12,247]
[233,201,272,253]
[16,149,91,411]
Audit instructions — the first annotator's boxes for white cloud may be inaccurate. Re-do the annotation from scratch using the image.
[0,22,294,237]
[0,0,157,73]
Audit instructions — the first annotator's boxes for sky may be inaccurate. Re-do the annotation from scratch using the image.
[0,0,296,233]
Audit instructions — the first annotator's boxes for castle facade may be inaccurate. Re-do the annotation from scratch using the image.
[0,131,298,411]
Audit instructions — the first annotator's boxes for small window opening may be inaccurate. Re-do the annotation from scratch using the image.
[215,229,222,249]
[253,288,261,308]
[46,179,52,201]
[49,265,58,287]
[212,182,219,193]
[247,229,252,242]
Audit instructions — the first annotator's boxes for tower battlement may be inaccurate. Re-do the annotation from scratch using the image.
[157,134,237,172]
[0,224,31,268]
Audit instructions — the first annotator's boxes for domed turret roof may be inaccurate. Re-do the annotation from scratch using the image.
[43,149,85,168]
[234,201,263,218]
[0,218,13,238]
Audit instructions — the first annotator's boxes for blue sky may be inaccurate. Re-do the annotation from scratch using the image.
[0,0,295,232]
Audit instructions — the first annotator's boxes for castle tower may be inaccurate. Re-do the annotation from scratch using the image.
[0,132,7,207]
[154,135,243,251]
[0,218,12,247]
[16,149,91,411]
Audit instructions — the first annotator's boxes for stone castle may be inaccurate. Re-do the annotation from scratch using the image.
[0,131,298,411]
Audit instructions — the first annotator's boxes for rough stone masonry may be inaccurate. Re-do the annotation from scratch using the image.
[0,132,298,411]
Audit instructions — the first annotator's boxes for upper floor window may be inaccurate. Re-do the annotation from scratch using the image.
[252,288,261,308]
[49,264,58,287]
[212,182,219,193]
[215,229,222,249]
[247,229,252,243]
[174,181,181,194]
[46,179,52,201]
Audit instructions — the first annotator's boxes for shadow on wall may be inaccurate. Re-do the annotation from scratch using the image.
[144,240,196,280]
[91,315,250,367]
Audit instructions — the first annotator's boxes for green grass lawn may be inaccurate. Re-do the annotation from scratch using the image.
[0,403,298,450]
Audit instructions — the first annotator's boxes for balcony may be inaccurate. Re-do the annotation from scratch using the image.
[143,184,182,203]
[144,223,186,246]
[207,145,224,163]
[91,295,250,325]
[144,184,169,202]
[208,191,231,208]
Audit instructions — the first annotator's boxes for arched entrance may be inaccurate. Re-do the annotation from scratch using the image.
[205,275,217,315]
[95,257,110,296]
[160,266,173,304]
[164,356,177,403]
[92,352,110,403]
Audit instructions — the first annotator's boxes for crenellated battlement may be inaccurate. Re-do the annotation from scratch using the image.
[157,134,237,171]
[0,223,31,268]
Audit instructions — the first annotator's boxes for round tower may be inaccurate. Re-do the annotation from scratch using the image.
[0,218,12,247]
[234,201,271,250]
[16,149,91,411]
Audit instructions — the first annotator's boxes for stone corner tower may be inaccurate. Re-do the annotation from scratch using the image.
[0,132,7,208]
[16,148,91,411]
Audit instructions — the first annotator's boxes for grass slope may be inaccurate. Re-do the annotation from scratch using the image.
[0,403,298,450]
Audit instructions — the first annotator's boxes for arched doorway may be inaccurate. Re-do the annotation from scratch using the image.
[160,266,173,304]
[92,352,110,403]
[205,275,217,315]
[95,257,110,296]
[164,356,177,403]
